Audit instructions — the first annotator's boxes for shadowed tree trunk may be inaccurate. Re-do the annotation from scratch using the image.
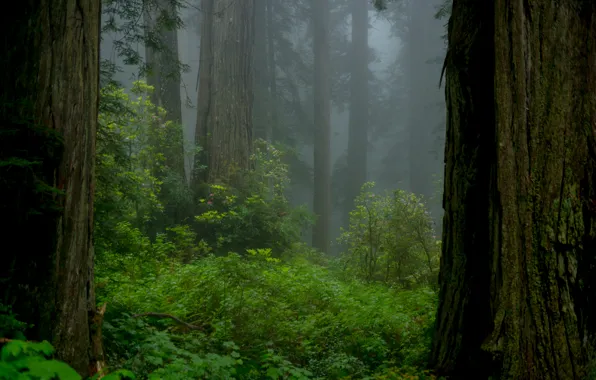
[431,0,596,378]
[144,0,187,226]
[194,0,255,186]
[0,0,102,376]
[193,0,214,190]
[312,0,332,254]
[344,0,369,228]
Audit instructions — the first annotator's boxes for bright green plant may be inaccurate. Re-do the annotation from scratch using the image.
[338,182,440,287]
[98,247,436,379]
[193,140,313,256]
[0,340,81,380]
[96,81,191,255]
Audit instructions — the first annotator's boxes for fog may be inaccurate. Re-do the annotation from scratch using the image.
[100,0,447,253]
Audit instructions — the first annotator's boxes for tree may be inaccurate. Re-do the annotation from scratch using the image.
[0,0,102,376]
[193,0,214,189]
[407,0,445,202]
[143,0,188,228]
[344,0,370,227]
[194,0,255,186]
[312,0,332,254]
[431,0,596,378]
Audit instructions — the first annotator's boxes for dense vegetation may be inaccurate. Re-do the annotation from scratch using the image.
[4,0,596,377]
[1,82,439,379]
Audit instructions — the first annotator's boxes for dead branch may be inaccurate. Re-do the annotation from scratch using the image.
[132,312,204,331]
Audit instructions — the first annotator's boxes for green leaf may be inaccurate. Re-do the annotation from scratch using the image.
[266,367,282,379]
[28,359,81,380]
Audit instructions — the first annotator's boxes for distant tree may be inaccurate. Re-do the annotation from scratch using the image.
[312,0,332,253]
[0,0,102,376]
[344,0,370,227]
[194,0,255,186]
[143,0,188,227]
[431,0,596,378]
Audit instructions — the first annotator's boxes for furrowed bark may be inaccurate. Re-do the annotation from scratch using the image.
[432,1,596,378]
[0,0,101,376]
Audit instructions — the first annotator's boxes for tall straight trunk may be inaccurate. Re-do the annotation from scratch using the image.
[253,0,269,141]
[145,0,183,124]
[146,1,185,171]
[0,0,101,376]
[144,0,186,226]
[193,0,214,190]
[431,1,596,378]
[344,0,369,227]
[266,0,278,143]
[312,0,332,254]
[202,0,255,185]
[407,0,433,199]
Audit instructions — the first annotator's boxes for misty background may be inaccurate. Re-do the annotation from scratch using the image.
[100,0,447,254]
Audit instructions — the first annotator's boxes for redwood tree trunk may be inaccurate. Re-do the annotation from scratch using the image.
[196,0,255,185]
[0,0,101,376]
[312,0,332,254]
[144,0,186,226]
[432,0,596,378]
[344,0,369,228]
[193,0,214,189]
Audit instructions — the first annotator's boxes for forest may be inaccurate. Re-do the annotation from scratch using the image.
[1,0,595,379]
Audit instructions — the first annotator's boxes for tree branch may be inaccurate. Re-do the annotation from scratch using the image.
[132,312,203,331]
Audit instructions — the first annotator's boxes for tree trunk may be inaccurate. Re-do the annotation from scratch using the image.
[312,0,332,254]
[193,0,214,190]
[266,0,278,143]
[253,0,269,141]
[144,0,186,226]
[144,0,183,125]
[0,0,101,376]
[407,0,443,200]
[196,0,255,186]
[431,1,596,378]
[344,0,369,228]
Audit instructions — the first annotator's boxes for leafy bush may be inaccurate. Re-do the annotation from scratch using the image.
[0,304,134,380]
[98,250,436,379]
[193,139,313,256]
[0,340,81,380]
[96,80,191,255]
[338,182,440,287]
[92,83,439,380]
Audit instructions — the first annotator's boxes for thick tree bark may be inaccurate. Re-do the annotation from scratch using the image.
[431,1,596,378]
[0,0,101,376]
[312,0,332,254]
[344,0,369,228]
[195,0,255,186]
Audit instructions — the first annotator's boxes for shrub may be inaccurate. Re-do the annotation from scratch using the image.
[338,182,440,287]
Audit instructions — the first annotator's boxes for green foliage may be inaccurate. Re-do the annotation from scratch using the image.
[193,139,313,256]
[96,80,191,255]
[98,249,436,379]
[94,82,439,379]
[338,183,440,287]
[0,304,28,341]
[101,0,189,84]
[0,340,81,380]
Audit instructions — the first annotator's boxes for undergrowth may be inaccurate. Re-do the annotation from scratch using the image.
[95,245,436,379]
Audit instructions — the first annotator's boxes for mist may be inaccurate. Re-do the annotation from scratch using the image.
[100,0,446,255]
